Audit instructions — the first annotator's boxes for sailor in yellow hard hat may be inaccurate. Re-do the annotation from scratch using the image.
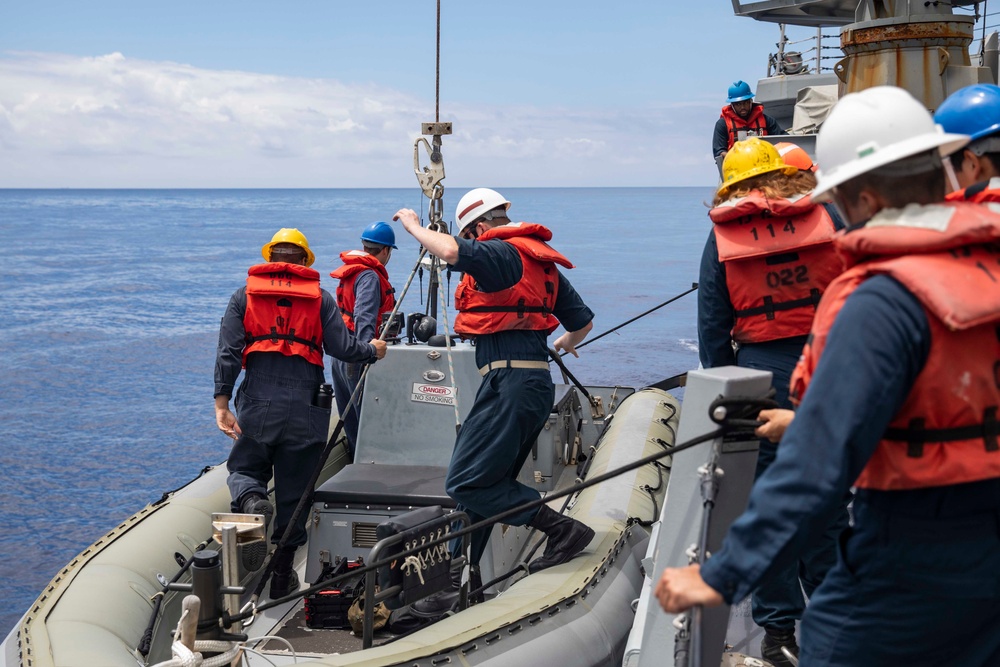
[700,137,848,666]
[261,227,316,267]
[214,227,386,600]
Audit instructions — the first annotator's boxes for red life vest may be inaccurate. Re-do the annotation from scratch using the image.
[710,192,843,343]
[454,222,574,337]
[330,250,396,336]
[721,104,769,151]
[946,176,1000,204]
[789,202,1000,490]
[243,262,324,367]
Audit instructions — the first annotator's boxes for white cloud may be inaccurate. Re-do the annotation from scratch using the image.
[0,51,719,187]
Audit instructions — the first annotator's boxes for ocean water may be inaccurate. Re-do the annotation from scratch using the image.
[0,187,712,638]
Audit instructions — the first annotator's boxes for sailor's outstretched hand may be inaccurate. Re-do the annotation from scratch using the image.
[393,208,460,263]
[654,564,723,613]
[553,321,592,358]
[393,208,421,234]
[553,332,580,358]
[370,339,388,360]
[756,408,795,443]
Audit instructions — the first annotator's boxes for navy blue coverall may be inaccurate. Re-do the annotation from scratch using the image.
[215,286,377,547]
[447,236,594,565]
[699,275,1000,666]
[697,205,850,634]
[331,268,382,457]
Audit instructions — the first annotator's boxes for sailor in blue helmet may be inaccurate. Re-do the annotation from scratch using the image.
[657,86,1000,666]
[393,190,595,618]
[214,228,387,600]
[713,80,784,161]
[935,83,1000,203]
[329,221,397,458]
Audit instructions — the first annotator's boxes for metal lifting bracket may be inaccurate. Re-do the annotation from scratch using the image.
[422,122,452,137]
[414,122,453,229]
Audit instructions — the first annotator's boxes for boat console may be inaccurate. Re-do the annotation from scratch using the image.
[305,340,592,592]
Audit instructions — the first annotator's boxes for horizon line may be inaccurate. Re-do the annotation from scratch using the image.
[0,185,717,191]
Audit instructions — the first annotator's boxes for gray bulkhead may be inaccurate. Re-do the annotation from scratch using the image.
[628,367,773,667]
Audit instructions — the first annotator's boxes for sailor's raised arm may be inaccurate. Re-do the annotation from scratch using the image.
[394,208,459,264]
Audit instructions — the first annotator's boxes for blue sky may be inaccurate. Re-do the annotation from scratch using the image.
[0,1,830,188]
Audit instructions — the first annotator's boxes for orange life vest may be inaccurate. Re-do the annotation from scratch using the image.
[721,104,769,151]
[243,262,324,368]
[330,250,396,336]
[946,176,1000,204]
[710,192,843,343]
[454,222,574,337]
[789,202,1000,490]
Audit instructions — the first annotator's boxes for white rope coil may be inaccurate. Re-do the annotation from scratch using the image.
[150,640,242,667]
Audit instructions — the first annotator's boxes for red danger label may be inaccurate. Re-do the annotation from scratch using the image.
[411,382,456,406]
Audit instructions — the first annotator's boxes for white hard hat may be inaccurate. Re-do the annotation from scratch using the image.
[812,86,969,201]
[455,188,511,236]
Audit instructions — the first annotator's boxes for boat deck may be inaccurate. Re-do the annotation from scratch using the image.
[260,605,400,655]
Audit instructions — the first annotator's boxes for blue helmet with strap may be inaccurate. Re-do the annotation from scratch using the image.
[727,80,754,103]
[361,221,397,249]
[934,84,1000,142]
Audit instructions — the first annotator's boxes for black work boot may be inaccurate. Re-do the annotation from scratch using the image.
[761,628,799,667]
[268,546,300,599]
[409,566,463,619]
[240,492,274,532]
[527,505,595,574]
[238,493,273,572]
[468,566,484,604]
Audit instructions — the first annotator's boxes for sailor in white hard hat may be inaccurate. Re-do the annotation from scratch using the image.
[393,190,596,617]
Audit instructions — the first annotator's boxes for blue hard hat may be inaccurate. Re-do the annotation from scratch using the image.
[727,80,754,103]
[934,84,1000,141]
[361,221,397,249]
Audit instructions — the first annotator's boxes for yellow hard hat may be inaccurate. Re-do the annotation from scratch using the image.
[717,137,798,198]
[261,228,316,267]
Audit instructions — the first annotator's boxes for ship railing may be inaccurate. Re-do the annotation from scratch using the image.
[767,23,842,77]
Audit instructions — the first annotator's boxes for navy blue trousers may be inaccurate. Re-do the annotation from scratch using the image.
[800,494,1000,666]
[446,368,554,565]
[331,359,363,458]
[227,371,331,547]
[738,342,850,633]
